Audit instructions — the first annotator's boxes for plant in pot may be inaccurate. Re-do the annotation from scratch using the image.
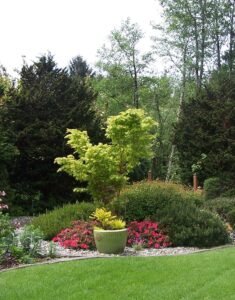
[90,208,127,254]
[55,109,156,251]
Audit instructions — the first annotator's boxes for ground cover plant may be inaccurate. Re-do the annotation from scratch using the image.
[52,221,96,250]
[0,192,43,268]
[0,223,44,270]
[127,221,171,249]
[1,248,235,300]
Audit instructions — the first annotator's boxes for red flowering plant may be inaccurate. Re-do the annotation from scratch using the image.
[52,221,96,250]
[127,221,171,249]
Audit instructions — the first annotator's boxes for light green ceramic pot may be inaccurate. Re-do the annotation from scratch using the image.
[94,228,128,254]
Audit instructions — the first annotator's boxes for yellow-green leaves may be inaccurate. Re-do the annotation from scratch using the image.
[90,208,126,230]
[55,109,157,203]
[106,108,157,171]
[65,129,91,156]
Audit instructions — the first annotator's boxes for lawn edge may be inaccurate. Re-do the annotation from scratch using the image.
[1,244,234,273]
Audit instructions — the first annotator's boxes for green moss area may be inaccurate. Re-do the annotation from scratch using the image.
[1,248,235,300]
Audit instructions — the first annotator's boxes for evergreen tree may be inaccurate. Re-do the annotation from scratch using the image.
[175,68,235,185]
[3,54,102,213]
[0,71,18,191]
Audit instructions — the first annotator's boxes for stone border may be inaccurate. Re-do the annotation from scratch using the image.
[1,244,234,273]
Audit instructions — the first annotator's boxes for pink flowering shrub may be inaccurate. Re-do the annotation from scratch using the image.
[52,221,96,250]
[127,221,171,249]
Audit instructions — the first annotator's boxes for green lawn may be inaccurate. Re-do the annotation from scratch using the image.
[1,248,235,300]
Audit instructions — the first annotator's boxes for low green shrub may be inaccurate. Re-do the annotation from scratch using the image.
[203,177,222,200]
[222,188,235,198]
[160,207,229,248]
[111,181,229,247]
[203,176,235,200]
[204,197,235,225]
[227,209,235,227]
[32,202,97,239]
[111,181,203,221]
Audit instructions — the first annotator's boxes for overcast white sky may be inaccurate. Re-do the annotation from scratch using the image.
[1,0,162,76]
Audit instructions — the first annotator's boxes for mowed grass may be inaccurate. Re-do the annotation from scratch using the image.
[1,247,235,300]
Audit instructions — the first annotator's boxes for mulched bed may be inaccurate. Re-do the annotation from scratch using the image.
[0,254,19,271]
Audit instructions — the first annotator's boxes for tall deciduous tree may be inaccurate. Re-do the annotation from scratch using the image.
[155,0,230,87]
[96,18,153,113]
[139,75,177,179]
[153,0,235,181]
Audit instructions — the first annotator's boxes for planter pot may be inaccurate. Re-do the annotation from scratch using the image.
[94,228,128,254]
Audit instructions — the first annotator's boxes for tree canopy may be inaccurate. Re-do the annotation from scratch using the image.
[1,54,103,213]
[55,109,157,203]
[175,68,235,185]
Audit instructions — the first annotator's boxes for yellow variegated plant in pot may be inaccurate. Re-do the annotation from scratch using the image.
[90,208,127,254]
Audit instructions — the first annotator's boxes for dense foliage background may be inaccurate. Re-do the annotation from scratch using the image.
[1,0,235,214]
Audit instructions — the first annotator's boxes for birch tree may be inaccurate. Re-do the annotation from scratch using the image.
[96,18,153,113]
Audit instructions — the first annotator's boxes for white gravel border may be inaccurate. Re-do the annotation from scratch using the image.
[1,244,234,273]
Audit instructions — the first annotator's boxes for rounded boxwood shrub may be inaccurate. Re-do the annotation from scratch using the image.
[111,181,203,221]
[32,202,97,240]
[111,181,229,247]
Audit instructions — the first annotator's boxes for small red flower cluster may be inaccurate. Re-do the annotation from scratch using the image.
[52,221,96,250]
[127,221,171,249]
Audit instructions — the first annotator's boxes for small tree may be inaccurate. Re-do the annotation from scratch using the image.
[55,109,157,203]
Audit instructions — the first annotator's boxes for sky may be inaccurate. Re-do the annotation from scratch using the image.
[0,0,162,77]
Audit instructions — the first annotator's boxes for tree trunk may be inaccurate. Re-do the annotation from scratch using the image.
[199,0,206,87]
[132,52,139,108]
[165,89,184,181]
[229,0,235,74]
[166,41,187,181]
[214,0,221,69]
[154,92,164,178]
